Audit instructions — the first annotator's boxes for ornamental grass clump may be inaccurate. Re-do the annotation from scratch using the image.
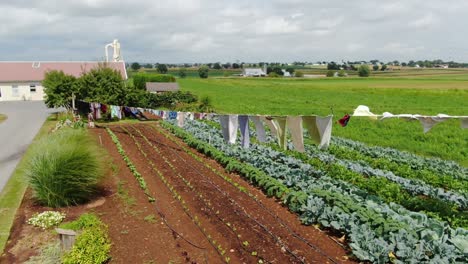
[26,128,104,207]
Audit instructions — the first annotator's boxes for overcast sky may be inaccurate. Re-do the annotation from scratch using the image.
[1,0,467,63]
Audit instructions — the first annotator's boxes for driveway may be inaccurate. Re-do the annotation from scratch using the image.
[0,101,56,192]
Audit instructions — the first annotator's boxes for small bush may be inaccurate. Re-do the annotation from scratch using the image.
[27,211,66,229]
[198,66,209,78]
[326,70,335,77]
[268,72,280,78]
[62,214,111,264]
[358,65,370,77]
[25,242,62,264]
[199,96,214,112]
[26,129,104,207]
[295,71,304,77]
[178,68,187,78]
[59,213,101,231]
[338,70,346,77]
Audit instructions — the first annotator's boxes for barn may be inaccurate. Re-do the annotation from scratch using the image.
[0,61,127,101]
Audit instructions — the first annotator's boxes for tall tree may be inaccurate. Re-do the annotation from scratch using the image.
[42,70,77,109]
[131,62,141,71]
[157,64,168,74]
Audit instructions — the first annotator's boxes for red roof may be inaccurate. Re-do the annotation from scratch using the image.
[0,61,127,82]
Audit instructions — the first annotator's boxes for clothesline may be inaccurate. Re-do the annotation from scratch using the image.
[352,105,468,133]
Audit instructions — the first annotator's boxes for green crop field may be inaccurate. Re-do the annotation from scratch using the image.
[177,76,468,165]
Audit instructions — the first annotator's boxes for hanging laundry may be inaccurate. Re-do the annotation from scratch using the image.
[101,104,107,114]
[272,117,287,150]
[353,105,378,119]
[260,116,278,138]
[238,115,250,148]
[303,116,333,149]
[219,115,239,144]
[177,112,185,127]
[286,116,305,152]
[186,112,194,120]
[249,116,267,143]
[194,113,201,120]
[110,105,121,119]
[338,114,351,127]
[414,114,451,133]
[95,103,102,119]
[168,111,178,120]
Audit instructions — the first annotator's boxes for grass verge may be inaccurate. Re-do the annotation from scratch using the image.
[0,119,55,255]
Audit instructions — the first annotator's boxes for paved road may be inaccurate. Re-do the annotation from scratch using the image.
[0,101,57,192]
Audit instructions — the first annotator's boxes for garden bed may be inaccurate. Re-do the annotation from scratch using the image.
[1,122,353,263]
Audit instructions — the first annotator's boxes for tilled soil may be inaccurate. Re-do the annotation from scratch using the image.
[106,123,354,263]
[1,122,355,264]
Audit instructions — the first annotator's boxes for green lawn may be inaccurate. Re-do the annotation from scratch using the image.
[0,118,56,254]
[178,77,468,165]
[0,114,6,124]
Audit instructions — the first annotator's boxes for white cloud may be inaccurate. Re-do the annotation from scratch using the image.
[409,13,439,28]
[0,0,466,62]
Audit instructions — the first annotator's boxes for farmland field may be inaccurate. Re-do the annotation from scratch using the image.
[177,77,468,165]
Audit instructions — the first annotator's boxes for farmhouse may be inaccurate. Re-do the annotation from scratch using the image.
[146,82,180,94]
[242,68,266,77]
[0,61,127,101]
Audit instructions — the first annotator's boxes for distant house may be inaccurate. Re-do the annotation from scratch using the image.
[281,69,292,77]
[0,61,127,101]
[242,68,266,77]
[146,82,180,94]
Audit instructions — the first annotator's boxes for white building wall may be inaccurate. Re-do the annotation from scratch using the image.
[0,83,44,101]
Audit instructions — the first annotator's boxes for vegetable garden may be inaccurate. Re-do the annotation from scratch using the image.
[102,119,467,263]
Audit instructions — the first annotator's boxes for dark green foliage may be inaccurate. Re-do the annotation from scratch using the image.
[326,70,335,77]
[198,65,209,78]
[157,64,168,74]
[199,96,214,112]
[272,66,284,76]
[178,68,187,78]
[131,62,141,71]
[133,73,176,90]
[268,72,280,78]
[285,67,295,75]
[213,63,222,70]
[26,129,104,208]
[358,65,371,77]
[62,213,110,264]
[42,70,77,109]
[373,65,379,71]
[295,70,304,77]
[338,70,346,77]
[59,213,102,231]
[381,65,388,71]
[76,65,127,106]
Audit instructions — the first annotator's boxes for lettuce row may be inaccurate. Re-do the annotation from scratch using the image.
[331,137,467,181]
[164,120,467,263]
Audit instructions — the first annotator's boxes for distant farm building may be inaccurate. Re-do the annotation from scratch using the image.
[146,82,180,94]
[242,68,266,77]
[0,61,127,101]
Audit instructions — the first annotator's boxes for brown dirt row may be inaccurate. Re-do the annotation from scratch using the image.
[113,123,354,263]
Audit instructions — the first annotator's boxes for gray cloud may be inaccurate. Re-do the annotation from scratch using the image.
[0,0,466,62]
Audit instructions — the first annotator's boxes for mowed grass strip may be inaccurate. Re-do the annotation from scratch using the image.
[179,77,468,165]
[0,119,55,254]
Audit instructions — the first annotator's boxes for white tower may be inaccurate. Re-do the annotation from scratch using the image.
[105,39,122,62]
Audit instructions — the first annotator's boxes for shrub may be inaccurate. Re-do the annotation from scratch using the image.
[198,66,209,78]
[25,242,62,264]
[27,211,66,229]
[178,68,187,78]
[199,96,214,112]
[358,65,370,77]
[62,214,110,264]
[326,70,335,77]
[268,72,280,78]
[295,71,304,77]
[381,64,388,71]
[157,64,168,74]
[373,65,379,71]
[59,213,101,231]
[338,70,346,77]
[26,129,104,207]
